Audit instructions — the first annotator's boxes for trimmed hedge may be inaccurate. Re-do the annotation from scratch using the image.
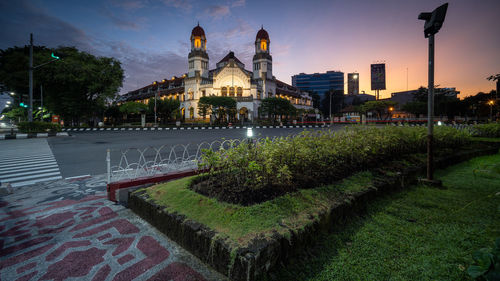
[18,121,62,133]
[195,126,471,205]
[470,122,500,138]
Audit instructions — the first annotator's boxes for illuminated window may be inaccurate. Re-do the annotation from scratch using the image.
[221,87,227,96]
[260,40,267,51]
[229,87,235,97]
[194,38,201,48]
[189,107,194,119]
[237,87,242,97]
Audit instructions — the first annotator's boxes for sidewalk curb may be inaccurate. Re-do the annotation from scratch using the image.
[0,132,70,140]
[62,125,327,132]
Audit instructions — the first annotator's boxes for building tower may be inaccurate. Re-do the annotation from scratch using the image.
[252,26,272,80]
[188,23,209,78]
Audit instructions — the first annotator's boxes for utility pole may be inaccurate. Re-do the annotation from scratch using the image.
[155,84,158,126]
[29,33,33,122]
[418,3,448,185]
[427,33,435,181]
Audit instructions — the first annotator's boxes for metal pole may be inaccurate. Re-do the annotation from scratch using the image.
[40,85,43,121]
[29,33,33,122]
[154,87,158,126]
[329,92,332,124]
[106,149,111,184]
[427,34,435,181]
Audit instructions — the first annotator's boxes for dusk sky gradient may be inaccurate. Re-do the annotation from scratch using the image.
[1,0,499,99]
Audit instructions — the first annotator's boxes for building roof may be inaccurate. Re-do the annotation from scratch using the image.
[191,24,205,37]
[217,51,243,65]
[276,79,309,99]
[256,27,269,41]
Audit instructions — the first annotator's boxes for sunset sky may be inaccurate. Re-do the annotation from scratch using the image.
[1,0,499,99]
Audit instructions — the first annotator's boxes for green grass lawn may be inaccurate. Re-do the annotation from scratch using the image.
[143,171,376,246]
[274,153,500,281]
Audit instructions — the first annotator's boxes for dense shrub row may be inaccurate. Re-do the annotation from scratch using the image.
[470,122,500,138]
[194,126,471,205]
[18,121,62,133]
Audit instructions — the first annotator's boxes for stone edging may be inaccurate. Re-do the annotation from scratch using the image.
[128,145,499,281]
[0,132,69,140]
[61,125,327,132]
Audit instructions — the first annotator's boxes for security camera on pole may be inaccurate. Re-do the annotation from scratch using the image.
[418,3,448,186]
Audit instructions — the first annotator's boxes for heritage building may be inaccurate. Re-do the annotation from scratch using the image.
[119,24,313,121]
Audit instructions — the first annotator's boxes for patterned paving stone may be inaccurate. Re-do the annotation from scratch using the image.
[0,175,226,281]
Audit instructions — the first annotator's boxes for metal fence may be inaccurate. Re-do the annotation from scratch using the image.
[106,139,248,183]
[105,123,476,184]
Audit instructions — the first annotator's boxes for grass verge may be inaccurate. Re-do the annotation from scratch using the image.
[143,170,378,246]
[273,153,500,281]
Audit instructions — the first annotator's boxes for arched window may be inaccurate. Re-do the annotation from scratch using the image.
[237,87,243,97]
[189,107,194,119]
[188,91,194,100]
[221,87,227,97]
[261,40,267,51]
[229,87,235,97]
[257,91,261,100]
[194,38,201,48]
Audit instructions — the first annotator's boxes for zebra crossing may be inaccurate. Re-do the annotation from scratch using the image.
[0,139,62,187]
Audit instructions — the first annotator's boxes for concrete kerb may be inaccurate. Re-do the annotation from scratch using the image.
[58,125,330,133]
[0,131,69,140]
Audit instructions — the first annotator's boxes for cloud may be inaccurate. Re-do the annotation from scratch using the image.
[206,5,230,19]
[110,0,146,10]
[161,0,192,12]
[0,0,93,51]
[232,0,245,7]
[102,9,146,31]
[0,0,186,95]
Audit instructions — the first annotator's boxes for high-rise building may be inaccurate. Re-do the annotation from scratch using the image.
[291,71,344,99]
[347,73,359,95]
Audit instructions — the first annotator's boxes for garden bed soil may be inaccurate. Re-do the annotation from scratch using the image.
[129,144,499,281]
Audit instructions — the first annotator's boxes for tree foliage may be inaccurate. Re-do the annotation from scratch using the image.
[198,96,236,124]
[119,102,148,115]
[402,101,427,116]
[360,100,397,120]
[147,97,180,123]
[259,97,296,124]
[0,46,124,125]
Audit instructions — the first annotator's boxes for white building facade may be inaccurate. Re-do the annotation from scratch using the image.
[120,24,312,121]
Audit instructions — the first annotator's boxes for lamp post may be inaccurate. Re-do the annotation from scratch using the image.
[418,3,448,184]
[488,100,495,121]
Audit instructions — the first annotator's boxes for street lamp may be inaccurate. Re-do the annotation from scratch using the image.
[488,100,495,120]
[419,3,448,184]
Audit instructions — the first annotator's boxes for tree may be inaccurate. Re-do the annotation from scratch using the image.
[402,101,427,117]
[198,96,236,124]
[259,97,296,124]
[320,90,344,117]
[0,46,124,126]
[360,100,397,120]
[147,98,180,123]
[119,102,148,115]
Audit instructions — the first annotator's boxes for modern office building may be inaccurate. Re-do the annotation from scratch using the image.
[291,71,344,100]
[347,73,359,95]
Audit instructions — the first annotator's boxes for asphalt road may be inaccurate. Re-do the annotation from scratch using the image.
[48,126,347,178]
